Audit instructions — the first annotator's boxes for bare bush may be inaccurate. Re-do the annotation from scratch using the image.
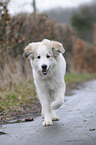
[71,39,96,73]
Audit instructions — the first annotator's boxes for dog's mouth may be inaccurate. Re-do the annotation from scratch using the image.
[42,70,48,76]
[41,66,50,76]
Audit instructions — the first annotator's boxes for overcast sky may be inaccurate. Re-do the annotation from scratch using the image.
[8,0,93,15]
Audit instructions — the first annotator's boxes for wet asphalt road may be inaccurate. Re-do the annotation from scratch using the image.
[0,80,96,145]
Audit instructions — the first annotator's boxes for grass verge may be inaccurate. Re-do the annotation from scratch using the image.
[65,73,95,86]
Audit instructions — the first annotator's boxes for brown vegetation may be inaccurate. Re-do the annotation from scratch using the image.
[0,2,75,89]
[71,39,96,73]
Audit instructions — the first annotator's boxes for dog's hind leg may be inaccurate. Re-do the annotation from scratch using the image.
[51,87,65,110]
[50,93,59,121]
[41,111,44,119]
[51,110,60,121]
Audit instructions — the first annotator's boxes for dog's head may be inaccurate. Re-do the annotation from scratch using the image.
[23,39,65,77]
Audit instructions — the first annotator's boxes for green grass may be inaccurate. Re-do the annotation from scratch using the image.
[0,73,95,116]
[65,73,95,86]
[0,79,37,114]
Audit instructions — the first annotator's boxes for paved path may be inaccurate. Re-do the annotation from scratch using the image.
[0,80,96,145]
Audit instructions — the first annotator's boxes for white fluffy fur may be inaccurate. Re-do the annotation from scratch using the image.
[24,39,66,126]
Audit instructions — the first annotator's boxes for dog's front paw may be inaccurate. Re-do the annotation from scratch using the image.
[42,119,53,126]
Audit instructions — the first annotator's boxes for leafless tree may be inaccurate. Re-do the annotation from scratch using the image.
[32,0,36,14]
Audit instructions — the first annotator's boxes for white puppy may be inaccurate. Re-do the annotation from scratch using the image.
[24,39,66,126]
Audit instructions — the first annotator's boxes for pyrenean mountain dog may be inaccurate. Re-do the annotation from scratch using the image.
[23,39,66,126]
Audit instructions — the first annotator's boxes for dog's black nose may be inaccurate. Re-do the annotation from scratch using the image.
[41,64,47,70]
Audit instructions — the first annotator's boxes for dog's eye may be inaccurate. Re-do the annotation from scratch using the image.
[46,55,51,58]
[37,56,41,59]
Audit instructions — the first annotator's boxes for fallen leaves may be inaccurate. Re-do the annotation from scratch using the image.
[7,117,34,124]
[89,128,95,131]
[0,132,7,135]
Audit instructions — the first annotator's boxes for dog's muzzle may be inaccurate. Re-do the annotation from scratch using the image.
[41,64,48,76]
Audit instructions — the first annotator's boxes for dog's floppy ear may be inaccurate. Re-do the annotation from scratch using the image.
[23,43,34,59]
[51,41,65,56]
